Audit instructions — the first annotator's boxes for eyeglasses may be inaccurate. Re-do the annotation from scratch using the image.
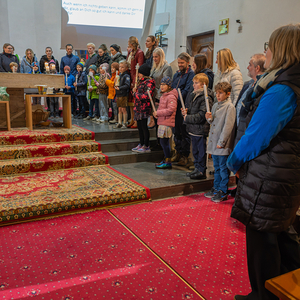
[264,42,269,52]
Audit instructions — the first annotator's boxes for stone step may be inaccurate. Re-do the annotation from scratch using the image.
[100,137,158,152]
[95,128,157,141]
[106,150,164,165]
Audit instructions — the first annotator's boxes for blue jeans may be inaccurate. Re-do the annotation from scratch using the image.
[89,98,99,118]
[212,155,230,194]
[191,135,207,173]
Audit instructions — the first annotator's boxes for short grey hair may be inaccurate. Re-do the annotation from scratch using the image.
[177,52,191,63]
[251,54,266,72]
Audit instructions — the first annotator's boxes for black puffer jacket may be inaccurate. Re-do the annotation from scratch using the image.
[231,63,300,232]
[95,52,111,68]
[185,89,214,136]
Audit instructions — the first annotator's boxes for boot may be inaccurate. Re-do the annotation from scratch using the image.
[156,158,172,169]
[177,156,188,166]
[170,152,181,162]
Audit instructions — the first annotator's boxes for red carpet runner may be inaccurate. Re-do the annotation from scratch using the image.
[110,194,252,299]
[0,210,199,299]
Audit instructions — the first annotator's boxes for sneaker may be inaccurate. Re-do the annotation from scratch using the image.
[144,146,151,153]
[204,187,218,198]
[155,160,165,166]
[91,117,98,121]
[137,145,147,153]
[211,190,228,203]
[83,116,92,120]
[121,124,127,129]
[156,162,172,169]
[114,123,122,129]
[109,119,118,124]
[132,144,142,152]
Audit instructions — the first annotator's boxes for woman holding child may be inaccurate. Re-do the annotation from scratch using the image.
[227,24,300,300]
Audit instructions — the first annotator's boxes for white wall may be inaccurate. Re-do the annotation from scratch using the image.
[148,0,300,79]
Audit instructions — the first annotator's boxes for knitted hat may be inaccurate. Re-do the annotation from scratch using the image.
[100,63,109,71]
[110,44,120,52]
[161,76,172,86]
[64,65,70,72]
[138,63,151,77]
[77,62,84,69]
[49,59,56,65]
[88,64,97,72]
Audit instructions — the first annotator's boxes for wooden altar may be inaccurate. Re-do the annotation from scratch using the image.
[0,73,65,128]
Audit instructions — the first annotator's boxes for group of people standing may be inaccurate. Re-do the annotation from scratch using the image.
[1,23,300,300]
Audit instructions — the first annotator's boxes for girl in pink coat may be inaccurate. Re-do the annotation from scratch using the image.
[153,77,178,169]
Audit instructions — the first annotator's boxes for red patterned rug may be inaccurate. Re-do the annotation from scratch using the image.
[110,194,251,299]
[0,166,150,225]
[0,209,199,299]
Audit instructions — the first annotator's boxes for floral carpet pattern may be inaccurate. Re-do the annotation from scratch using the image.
[0,209,198,299]
[0,127,151,225]
[111,194,252,300]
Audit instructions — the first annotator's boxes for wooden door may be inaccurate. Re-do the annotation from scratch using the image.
[189,32,214,69]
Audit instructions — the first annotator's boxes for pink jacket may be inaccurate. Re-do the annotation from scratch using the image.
[156,89,178,127]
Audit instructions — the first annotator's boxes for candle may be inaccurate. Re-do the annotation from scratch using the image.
[51,64,55,70]
[75,74,78,91]
[88,75,91,87]
[45,62,49,67]
[46,66,50,72]
[66,74,68,85]
[178,88,186,110]
[204,84,210,113]
[32,68,35,74]
[147,89,156,113]
[13,66,17,73]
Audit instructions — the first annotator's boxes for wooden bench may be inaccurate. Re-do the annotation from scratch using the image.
[0,101,11,131]
[265,268,300,300]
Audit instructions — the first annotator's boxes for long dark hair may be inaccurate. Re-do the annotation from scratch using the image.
[145,35,158,59]
[194,54,207,74]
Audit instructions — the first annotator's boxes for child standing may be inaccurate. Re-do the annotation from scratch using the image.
[84,65,100,121]
[153,76,177,168]
[106,62,119,124]
[97,63,110,123]
[73,62,87,119]
[114,60,131,128]
[182,73,214,179]
[63,66,75,112]
[204,82,236,202]
[131,63,155,152]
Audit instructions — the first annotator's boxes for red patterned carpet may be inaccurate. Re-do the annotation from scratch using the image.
[0,209,199,299]
[111,194,251,299]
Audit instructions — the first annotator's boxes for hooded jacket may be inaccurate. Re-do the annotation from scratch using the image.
[156,89,178,127]
[20,55,39,73]
[229,63,300,232]
[199,68,214,89]
[185,88,214,136]
[213,65,243,106]
[75,71,87,96]
[39,55,59,74]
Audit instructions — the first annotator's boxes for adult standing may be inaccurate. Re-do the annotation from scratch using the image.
[192,54,214,89]
[170,52,195,166]
[145,35,158,68]
[149,47,172,146]
[109,44,125,73]
[20,48,39,73]
[84,43,98,72]
[213,48,243,106]
[127,36,145,128]
[0,43,19,72]
[60,44,80,76]
[95,44,111,69]
[227,24,300,300]
[40,47,59,74]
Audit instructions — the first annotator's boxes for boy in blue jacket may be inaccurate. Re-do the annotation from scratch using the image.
[63,66,75,113]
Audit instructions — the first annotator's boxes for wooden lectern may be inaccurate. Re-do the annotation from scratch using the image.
[0,73,66,128]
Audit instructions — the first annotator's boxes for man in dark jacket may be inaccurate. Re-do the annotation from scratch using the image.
[171,52,195,166]
[39,47,59,74]
[60,44,80,76]
[0,43,19,72]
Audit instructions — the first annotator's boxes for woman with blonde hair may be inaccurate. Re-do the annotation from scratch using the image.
[213,48,243,105]
[127,36,145,128]
[228,24,300,300]
[148,47,172,132]
[20,48,39,73]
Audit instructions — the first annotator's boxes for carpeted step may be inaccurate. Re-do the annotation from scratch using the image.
[0,141,101,160]
[0,127,94,146]
[0,152,108,176]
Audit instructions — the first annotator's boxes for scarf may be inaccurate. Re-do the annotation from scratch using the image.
[240,68,283,118]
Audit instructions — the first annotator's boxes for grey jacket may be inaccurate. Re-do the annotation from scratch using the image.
[150,63,172,101]
[207,98,236,155]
